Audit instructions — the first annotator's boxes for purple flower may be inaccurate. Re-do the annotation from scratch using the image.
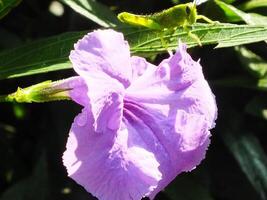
[63,29,217,200]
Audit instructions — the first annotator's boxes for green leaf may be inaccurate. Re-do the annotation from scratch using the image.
[0,0,22,19]
[0,31,85,80]
[214,0,267,46]
[215,0,267,25]
[2,23,267,80]
[60,0,121,27]
[214,0,242,22]
[224,0,237,4]
[223,132,267,199]
[221,112,267,200]
[235,46,267,78]
[245,96,267,120]
[239,0,267,11]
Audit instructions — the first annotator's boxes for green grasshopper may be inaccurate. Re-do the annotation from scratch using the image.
[118,0,214,46]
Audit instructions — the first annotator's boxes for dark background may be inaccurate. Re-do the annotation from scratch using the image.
[1,0,267,199]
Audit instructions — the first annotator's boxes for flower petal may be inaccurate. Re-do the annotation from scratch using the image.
[123,43,217,198]
[65,76,89,106]
[126,42,217,128]
[69,30,132,132]
[63,108,162,200]
[123,99,211,199]
[65,28,217,200]
[70,29,132,88]
[130,56,150,80]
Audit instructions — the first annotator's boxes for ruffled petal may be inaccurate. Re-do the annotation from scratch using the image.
[124,43,217,198]
[130,56,150,80]
[126,42,217,128]
[123,100,211,199]
[70,29,132,87]
[65,28,217,200]
[63,108,162,200]
[69,30,131,132]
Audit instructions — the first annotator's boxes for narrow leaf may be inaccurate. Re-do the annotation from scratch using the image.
[60,0,121,27]
[214,0,242,22]
[239,0,267,11]
[0,0,21,19]
[245,96,267,119]
[215,0,267,25]
[2,24,267,79]
[224,0,237,4]
[221,113,267,200]
[235,46,267,78]
[224,134,267,200]
[0,31,85,80]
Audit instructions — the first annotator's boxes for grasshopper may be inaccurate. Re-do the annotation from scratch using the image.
[118,0,214,46]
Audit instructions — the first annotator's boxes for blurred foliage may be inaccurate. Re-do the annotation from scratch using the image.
[0,0,22,19]
[239,0,267,10]
[60,0,121,27]
[1,0,267,200]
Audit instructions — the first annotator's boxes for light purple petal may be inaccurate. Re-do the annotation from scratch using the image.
[67,76,89,106]
[64,30,217,200]
[130,56,149,80]
[126,43,217,128]
[70,29,132,87]
[50,76,88,106]
[69,30,132,132]
[124,42,217,198]
[63,108,162,200]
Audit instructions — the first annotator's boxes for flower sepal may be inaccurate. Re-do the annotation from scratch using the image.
[0,79,73,103]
